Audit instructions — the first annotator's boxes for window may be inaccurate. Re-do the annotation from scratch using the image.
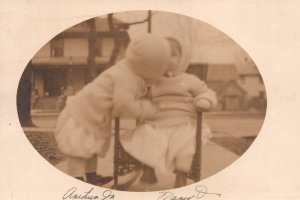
[51,39,64,57]
[95,39,103,57]
[102,38,115,57]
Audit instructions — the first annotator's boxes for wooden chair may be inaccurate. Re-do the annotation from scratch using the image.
[113,65,208,190]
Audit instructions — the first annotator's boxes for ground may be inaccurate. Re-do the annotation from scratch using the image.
[24,111,264,190]
[25,132,64,165]
[25,112,264,165]
[25,132,255,166]
[211,136,255,156]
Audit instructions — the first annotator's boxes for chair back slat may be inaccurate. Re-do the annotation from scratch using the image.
[113,117,120,188]
[187,64,208,181]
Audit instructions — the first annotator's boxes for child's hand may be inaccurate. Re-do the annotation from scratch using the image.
[195,99,212,111]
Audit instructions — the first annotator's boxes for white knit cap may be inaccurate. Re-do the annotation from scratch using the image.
[125,33,171,80]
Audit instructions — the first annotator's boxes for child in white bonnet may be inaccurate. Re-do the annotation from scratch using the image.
[121,37,217,187]
[54,33,171,183]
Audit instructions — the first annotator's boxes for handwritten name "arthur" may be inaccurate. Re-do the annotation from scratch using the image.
[62,187,114,200]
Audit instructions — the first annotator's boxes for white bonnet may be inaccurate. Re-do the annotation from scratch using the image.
[125,33,171,80]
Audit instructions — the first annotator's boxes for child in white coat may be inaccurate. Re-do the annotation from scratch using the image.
[121,37,217,187]
[55,33,171,183]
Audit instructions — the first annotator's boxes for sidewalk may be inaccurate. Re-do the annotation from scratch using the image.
[55,139,239,191]
[30,110,264,138]
[130,141,239,191]
[23,126,55,133]
[26,110,249,191]
[24,122,240,191]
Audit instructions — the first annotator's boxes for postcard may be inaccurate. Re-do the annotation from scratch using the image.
[1,1,300,200]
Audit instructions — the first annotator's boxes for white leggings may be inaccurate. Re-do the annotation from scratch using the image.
[121,122,211,173]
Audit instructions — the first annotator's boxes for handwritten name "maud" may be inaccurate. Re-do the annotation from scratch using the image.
[157,185,221,200]
[158,191,194,200]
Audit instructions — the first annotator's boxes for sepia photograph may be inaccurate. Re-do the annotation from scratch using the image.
[17,10,267,192]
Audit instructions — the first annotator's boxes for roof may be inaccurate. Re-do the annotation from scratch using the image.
[207,64,239,81]
[208,81,230,93]
[237,61,260,75]
[208,80,246,96]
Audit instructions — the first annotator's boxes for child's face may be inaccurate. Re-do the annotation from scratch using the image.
[169,53,181,71]
[166,39,182,75]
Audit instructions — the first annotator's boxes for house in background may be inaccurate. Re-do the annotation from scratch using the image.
[31,17,130,109]
[30,12,266,112]
[207,64,247,111]
[236,61,266,111]
[187,63,247,111]
[187,62,266,112]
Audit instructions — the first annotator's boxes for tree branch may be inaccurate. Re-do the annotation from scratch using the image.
[106,11,153,68]
[107,13,122,68]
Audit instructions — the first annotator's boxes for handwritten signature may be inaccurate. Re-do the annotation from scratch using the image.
[157,185,221,200]
[62,187,114,200]
[62,185,220,200]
